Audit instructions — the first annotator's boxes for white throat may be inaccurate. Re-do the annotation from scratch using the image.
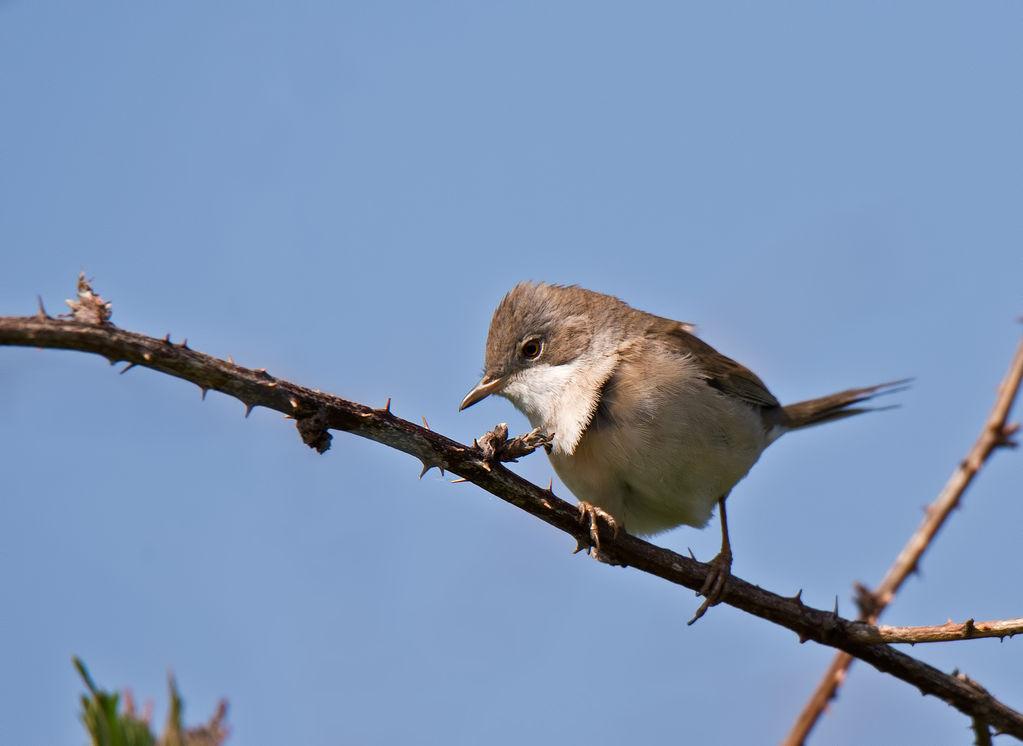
[499,353,618,456]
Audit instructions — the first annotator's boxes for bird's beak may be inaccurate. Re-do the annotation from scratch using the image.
[459,375,505,411]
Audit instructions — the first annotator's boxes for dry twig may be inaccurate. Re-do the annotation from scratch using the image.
[783,331,1023,746]
[848,617,1023,645]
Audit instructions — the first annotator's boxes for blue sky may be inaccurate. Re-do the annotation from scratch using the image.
[2,2,1022,744]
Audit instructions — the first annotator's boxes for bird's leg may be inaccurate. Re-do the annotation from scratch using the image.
[688,496,733,625]
[574,502,620,555]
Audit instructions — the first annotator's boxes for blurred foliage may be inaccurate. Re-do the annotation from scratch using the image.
[74,658,228,746]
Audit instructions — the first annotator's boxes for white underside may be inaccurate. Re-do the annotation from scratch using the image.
[501,354,770,536]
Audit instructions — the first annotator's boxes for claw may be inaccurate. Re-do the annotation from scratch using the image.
[688,495,733,625]
[688,546,732,625]
[574,502,619,554]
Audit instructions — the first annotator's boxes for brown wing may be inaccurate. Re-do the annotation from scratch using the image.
[655,320,780,410]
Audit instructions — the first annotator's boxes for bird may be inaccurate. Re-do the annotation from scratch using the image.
[459,282,903,621]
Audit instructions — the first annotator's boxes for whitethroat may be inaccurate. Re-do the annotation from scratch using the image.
[460,282,903,621]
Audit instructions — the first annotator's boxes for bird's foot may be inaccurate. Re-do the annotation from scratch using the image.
[573,502,620,556]
[688,546,733,625]
[476,423,554,464]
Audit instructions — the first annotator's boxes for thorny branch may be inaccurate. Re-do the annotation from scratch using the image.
[784,329,1023,746]
[849,617,1023,645]
[2,280,1022,739]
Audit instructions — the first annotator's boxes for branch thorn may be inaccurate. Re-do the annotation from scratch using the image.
[120,362,137,375]
[36,295,50,318]
[996,422,1019,447]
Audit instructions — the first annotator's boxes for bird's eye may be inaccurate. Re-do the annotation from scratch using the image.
[519,337,543,360]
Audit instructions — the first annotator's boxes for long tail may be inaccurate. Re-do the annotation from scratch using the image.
[781,379,910,430]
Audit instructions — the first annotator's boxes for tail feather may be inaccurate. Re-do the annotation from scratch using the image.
[781,379,910,430]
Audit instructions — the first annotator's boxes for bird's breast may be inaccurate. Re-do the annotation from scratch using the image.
[550,378,770,536]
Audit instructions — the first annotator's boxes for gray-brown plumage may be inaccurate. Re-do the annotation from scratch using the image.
[460,282,904,618]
